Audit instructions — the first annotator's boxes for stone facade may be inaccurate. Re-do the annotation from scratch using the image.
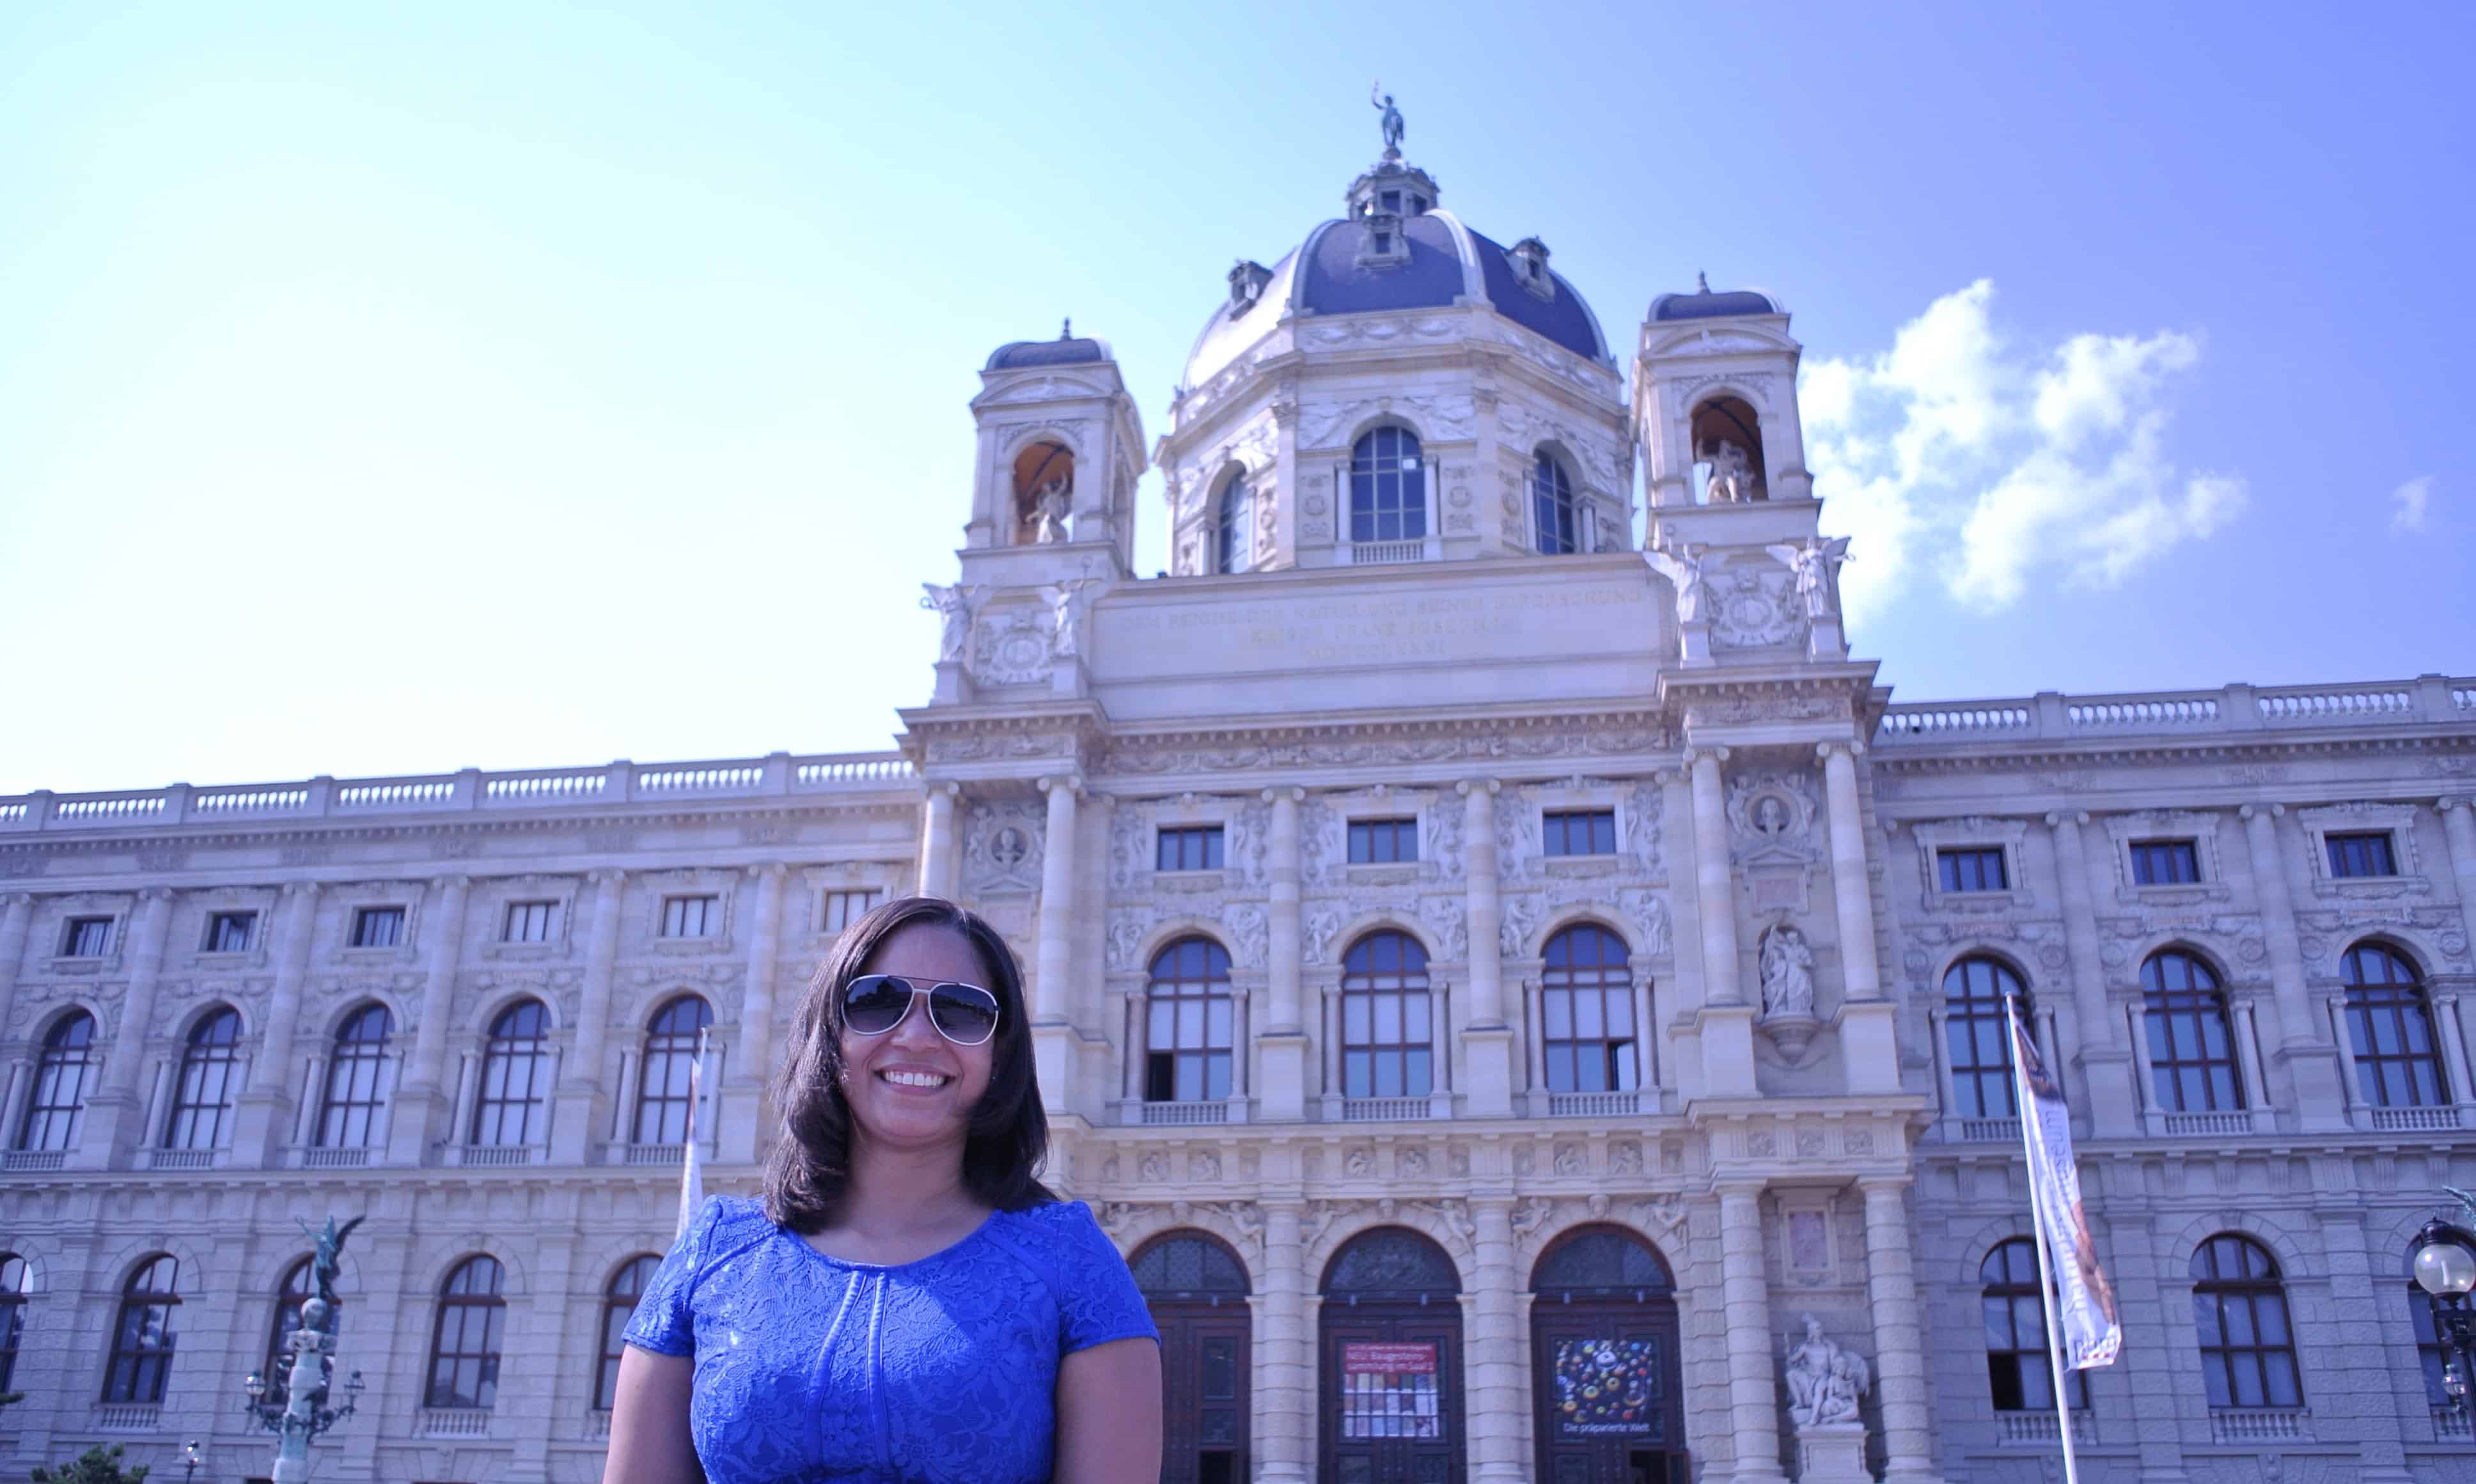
[4,146,2475,1484]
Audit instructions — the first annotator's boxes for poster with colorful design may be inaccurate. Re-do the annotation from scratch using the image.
[1340,1342,1441,1439]
[1551,1338,1662,1437]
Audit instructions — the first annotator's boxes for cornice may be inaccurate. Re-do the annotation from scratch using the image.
[1873,733,2476,776]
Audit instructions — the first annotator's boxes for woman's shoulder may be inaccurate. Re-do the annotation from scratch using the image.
[682,1194,786,1267]
[982,1198,1124,1271]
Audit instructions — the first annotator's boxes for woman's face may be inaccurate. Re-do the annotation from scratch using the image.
[838,923,999,1152]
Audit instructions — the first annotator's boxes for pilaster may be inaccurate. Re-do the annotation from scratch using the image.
[234,881,324,1164]
[2048,811,2141,1137]
[550,870,625,1165]
[386,875,472,1165]
[2241,803,2350,1130]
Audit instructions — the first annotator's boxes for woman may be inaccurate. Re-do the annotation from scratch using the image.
[605,896,1163,1483]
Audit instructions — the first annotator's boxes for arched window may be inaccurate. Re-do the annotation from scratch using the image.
[1980,1238,2085,1410]
[0,1253,28,1394]
[2141,951,2243,1113]
[164,1006,242,1150]
[1145,938,1233,1103]
[18,1011,96,1152]
[1944,957,2027,1119]
[634,996,714,1146]
[2191,1235,2301,1410]
[1349,427,1427,543]
[1012,440,1074,544]
[427,1256,506,1409]
[1530,1226,1673,1298]
[262,1256,332,1407]
[317,1004,394,1150]
[1216,471,1252,574]
[1342,932,1432,1100]
[1689,395,1765,503]
[1131,1233,1251,1302]
[102,1255,180,1404]
[1542,925,1638,1094]
[2342,944,2446,1107]
[1531,451,1577,555]
[471,1001,551,1148]
[597,1255,661,1411]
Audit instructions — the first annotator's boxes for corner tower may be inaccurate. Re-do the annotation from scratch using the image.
[1156,115,1631,575]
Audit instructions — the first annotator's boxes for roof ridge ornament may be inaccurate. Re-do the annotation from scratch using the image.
[1370,82,1404,159]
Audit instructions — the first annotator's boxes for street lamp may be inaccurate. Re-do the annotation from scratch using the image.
[239,1295,364,1483]
[2411,1214,2476,1414]
[182,1440,203,1483]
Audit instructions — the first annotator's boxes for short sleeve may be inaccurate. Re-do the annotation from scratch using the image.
[1049,1201,1159,1354]
[623,1195,726,1357]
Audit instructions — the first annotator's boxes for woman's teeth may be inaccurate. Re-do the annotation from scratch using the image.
[881,1070,949,1088]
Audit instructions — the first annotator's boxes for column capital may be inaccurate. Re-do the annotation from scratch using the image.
[1262,786,1306,804]
[1815,738,1867,761]
[136,886,176,905]
[1455,778,1500,798]
[744,861,788,882]
[931,779,962,799]
[2239,801,2287,821]
[1854,1173,1915,1196]
[2436,795,2473,815]
[1712,1177,1767,1200]
[1683,744,1731,767]
[431,873,473,892]
[587,866,629,887]
[1036,775,1084,798]
[0,889,30,910]
[278,879,324,902]
[2043,809,2090,829]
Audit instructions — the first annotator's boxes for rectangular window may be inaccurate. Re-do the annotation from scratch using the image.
[2326,832,2397,878]
[1156,826,1226,873]
[1347,818,1419,865]
[349,907,405,949]
[59,917,113,958]
[202,911,256,953]
[661,895,719,939]
[822,889,882,934]
[2130,840,2202,886]
[502,902,556,944]
[1542,809,1617,857]
[1936,847,2010,893]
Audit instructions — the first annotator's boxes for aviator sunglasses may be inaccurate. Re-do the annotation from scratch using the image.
[840,974,1003,1047]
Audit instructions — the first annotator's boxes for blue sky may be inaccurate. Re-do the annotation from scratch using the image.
[3,2,2469,794]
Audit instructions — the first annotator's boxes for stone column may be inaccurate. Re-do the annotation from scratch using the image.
[1258,1201,1312,1484]
[1819,742,1899,1094]
[2441,795,2476,969]
[1690,747,1758,1097]
[386,875,471,1164]
[1260,787,1308,1120]
[728,862,787,1157]
[2241,802,2349,1129]
[1860,1179,1942,1484]
[234,882,324,1162]
[1459,779,1516,1116]
[81,887,174,1166]
[2043,811,2140,1136]
[1033,777,1081,1113]
[1717,1182,1785,1484]
[0,893,34,1059]
[919,781,960,900]
[550,869,625,1164]
[1469,1197,1525,1483]
[2435,993,2475,1109]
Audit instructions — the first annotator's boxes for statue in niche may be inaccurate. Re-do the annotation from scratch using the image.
[1766,535,1853,620]
[1785,1315,1869,1428]
[990,826,1030,870]
[1759,922,1816,1019]
[920,582,985,662]
[1753,795,1791,837]
[1705,440,1757,504]
[1370,83,1405,153]
[1030,478,1072,543]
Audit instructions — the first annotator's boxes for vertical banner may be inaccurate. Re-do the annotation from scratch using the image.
[2009,1011,2123,1369]
[676,1033,707,1241]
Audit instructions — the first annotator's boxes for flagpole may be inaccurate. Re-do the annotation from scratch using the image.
[2006,992,2082,1484]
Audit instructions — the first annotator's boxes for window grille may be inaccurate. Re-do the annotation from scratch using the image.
[103,1256,180,1405]
[2142,951,2243,1113]
[821,889,881,934]
[2191,1235,2303,1410]
[1980,1240,2086,1410]
[1349,428,1427,543]
[317,1005,394,1149]
[1145,938,1233,1103]
[503,901,556,943]
[1156,827,1225,873]
[1347,818,1418,864]
[59,916,113,957]
[1532,452,1577,554]
[2130,840,2201,886]
[661,895,717,939]
[350,907,404,949]
[1937,848,2009,892]
[1342,932,1432,1099]
[1944,958,2026,1119]
[18,1011,97,1152]
[471,1001,551,1147]
[1541,926,1636,1093]
[426,1257,505,1409]
[164,1008,243,1150]
[634,997,713,1145]
[2326,831,2397,878]
[2342,944,2445,1107]
[1542,810,1615,857]
[204,910,257,952]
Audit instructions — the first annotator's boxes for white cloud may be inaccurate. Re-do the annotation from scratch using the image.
[1799,279,2243,620]
[2389,475,2433,533]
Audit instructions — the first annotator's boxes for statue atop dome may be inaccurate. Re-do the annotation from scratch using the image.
[1370,83,1404,156]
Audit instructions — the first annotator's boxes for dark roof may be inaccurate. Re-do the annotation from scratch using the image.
[985,336,1111,371]
[1649,286,1783,322]
[1468,228,1604,361]
[1294,214,1468,316]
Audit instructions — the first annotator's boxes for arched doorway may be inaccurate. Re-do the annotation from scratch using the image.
[1131,1232,1251,1484]
[1319,1226,1466,1484]
[1530,1226,1685,1484]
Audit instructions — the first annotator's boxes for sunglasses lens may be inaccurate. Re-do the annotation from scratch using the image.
[928,985,1000,1045]
[843,976,913,1035]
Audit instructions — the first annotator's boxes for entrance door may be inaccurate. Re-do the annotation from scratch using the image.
[1131,1233,1253,1484]
[1318,1227,1467,1484]
[1529,1226,1686,1484]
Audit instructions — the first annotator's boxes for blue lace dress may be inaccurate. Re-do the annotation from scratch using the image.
[625,1195,1157,1484]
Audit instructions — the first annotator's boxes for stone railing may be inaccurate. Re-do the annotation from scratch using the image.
[1877,675,2473,748]
[419,1407,493,1438]
[93,1403,161,1432]
[1,751,918,833]
[2208,1407,2310,1443]
[1996,1410,2097,1445]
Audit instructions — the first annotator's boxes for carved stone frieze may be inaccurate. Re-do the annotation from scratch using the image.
[962,801,1044,893]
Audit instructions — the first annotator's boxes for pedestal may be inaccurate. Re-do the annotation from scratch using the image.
[1793,1423,1873,1484]
[1700,1006,1760,1097]
[1835,1002,1901,1095]
[1459,1025,1517,1118]
[1258,1033,1308,1121]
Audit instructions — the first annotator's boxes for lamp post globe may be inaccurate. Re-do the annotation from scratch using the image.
[2412,1216,2476,1414]
[2415,1220,2476,1298]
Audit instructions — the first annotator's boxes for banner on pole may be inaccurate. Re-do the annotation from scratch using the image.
[2011,1013,2122,1370]
[676,1036,707,1241]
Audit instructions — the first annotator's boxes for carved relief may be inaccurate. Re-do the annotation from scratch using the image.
[1706,561,1806,650]
[1225,903,1269,968]
[962,802,1044,893]
[1418,895,1469,960]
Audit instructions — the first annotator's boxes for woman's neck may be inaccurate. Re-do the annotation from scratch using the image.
[822,1132,987,1253]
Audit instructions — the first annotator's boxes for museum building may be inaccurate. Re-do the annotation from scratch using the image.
[3,130,2475,1484]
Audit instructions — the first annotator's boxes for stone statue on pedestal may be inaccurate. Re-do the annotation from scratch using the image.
[1765,535,1852,620]
[1706,440,1757,503]
[920,583,985,662]
[1784,1315,1874,1481]
[1370,84,1405,155]
[1030,480,1071,543]
[1759,923,1817,1019]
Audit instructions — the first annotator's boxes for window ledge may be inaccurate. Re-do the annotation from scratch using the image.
[2117,883,2231,907]
[1920,889,2037,914]
[1150,869,1230,894]
[649,937,732,953]
[42,956,117,974]
[1542,855,1620,875]
[1346,863,1420,887]
[480,942,566,960]
[2310,875,2429,900]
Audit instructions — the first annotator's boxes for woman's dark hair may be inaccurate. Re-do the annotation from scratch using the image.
[764,895,1051,1230]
